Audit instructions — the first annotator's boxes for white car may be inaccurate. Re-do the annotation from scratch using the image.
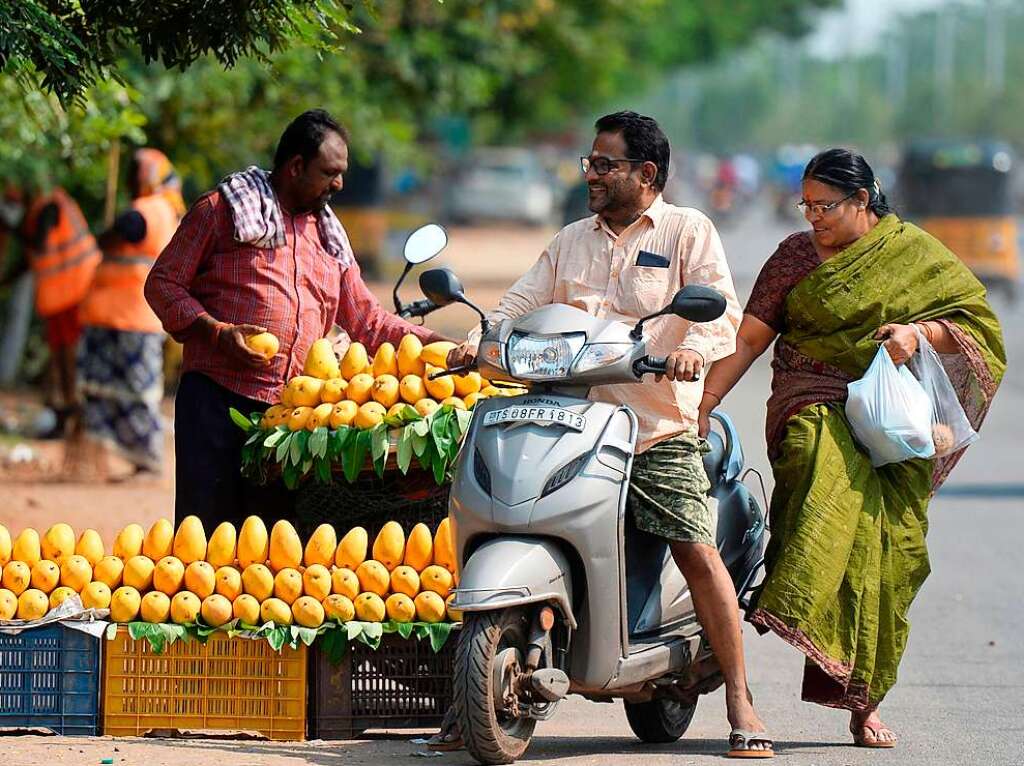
[447,148,556,226]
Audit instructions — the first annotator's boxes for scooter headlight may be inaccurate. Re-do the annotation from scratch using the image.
[506,332,585,380]
[478,338,505,371]
[572,343,633,374]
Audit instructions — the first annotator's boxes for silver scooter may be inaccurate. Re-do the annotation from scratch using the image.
[419,267,767,765]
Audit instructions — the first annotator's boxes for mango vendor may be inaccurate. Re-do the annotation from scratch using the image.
[145,109,444,528]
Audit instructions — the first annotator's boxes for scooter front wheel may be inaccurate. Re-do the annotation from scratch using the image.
[454,607,537,765]
[623,697,697,743]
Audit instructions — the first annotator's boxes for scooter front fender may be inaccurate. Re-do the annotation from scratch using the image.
[450,537,577,629]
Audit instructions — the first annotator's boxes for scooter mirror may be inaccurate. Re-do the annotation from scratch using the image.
[419,268,466,307]
[403,223,448,265]
[667,285,727,322]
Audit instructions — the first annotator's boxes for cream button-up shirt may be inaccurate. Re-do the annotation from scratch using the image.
[468,195,741,452]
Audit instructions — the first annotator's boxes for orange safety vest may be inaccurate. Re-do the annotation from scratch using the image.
[24,188,102,317]
[79,194,180,333]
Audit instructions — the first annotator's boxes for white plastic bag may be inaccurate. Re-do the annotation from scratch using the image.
[845,345,935,467]
[908,328,978,457]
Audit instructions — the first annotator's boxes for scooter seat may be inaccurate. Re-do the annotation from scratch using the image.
[702,429,727,491]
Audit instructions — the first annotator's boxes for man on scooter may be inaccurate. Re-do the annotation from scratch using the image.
[442,111,773,758]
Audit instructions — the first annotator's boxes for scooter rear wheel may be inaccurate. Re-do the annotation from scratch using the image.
[623,697,697,743]
[454,607,537,764]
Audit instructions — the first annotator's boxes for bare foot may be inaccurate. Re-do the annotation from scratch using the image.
[727,688,772,754]
[850,708,897,747]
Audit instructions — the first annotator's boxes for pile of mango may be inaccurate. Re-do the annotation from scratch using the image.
[247,333,526,432]
[0,516,459,628]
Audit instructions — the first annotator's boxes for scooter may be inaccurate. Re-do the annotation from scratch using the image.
[418,267,767,765]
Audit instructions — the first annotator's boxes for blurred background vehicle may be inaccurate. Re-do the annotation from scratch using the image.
[445,148,556,227]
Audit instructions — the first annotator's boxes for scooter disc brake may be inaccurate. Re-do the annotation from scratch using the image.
[492,646,523,717]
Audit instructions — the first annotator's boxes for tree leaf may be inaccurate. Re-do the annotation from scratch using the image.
[370,423,389,462]
[282,461,300,490]
[343,430,370,483]
[396,621,414,640]
[396,427,413,474]
[412,418,431,437]
[455,408,473,433]
[290,430,309,466]
[263,429,286,448]
[265,625,288,652]
[276,432,294,463]
[321,625,350,666]
[316,456,332,484]
[424,622,454,653]
[345,621,365,641]
[229,407,253,432]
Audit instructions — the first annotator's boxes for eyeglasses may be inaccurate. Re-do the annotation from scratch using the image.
[580,156,646,176]
[796,191,856,217]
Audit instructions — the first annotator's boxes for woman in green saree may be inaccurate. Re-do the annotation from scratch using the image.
[699,148,1005,748]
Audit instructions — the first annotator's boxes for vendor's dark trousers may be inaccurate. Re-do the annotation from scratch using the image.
[174,372,294,530]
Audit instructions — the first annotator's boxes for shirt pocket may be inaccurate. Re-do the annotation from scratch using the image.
[616,264,673,318]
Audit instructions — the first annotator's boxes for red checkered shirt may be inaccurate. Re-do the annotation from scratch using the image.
[145,190,433,403]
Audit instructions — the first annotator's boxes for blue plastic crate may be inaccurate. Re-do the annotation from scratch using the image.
[0,623,100,735]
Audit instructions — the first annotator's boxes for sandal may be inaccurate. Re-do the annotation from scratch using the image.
[851,721,897,749]
[727,729,774,758]
[426,732,465,752]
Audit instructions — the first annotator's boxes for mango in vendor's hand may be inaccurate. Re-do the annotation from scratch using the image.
[306,403,334,431]
[246,332,279,360]
[303,338,340,380]
[372,342,399,378]
[285,376,324,407]
[340,341,369,380]
[329,401,358,428]
[354,401,386,430]
[320,378,348,404]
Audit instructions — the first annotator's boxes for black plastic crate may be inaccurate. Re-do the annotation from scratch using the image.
[0,623,101,735]
[309,632,455,739]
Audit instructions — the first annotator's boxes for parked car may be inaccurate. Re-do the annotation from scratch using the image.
[447,148,556,226]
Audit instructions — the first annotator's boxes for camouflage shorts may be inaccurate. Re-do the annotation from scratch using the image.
[628,432,715,546]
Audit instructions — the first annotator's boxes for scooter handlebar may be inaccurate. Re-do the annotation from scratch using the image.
[398,298,438,319]
[633,355,702,381]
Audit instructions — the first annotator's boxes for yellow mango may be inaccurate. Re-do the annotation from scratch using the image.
[302,564,332,601]
[414,591,446,623]
[112,524,144,561]
[372,521,406,571]
[335,527,368,569]
[3,561,30,595]
[433,518,456,573]
[109,586,142,623]
[390,565,420,598]
[306,402,334,431]
[184,561,216,599]
[214,566,242,600]
[17,589,49,620]
[464,391,488,409]
[304,524,337,568]
[206,522,237,568]
[268,520,302,572]
[143,518,174,560]
[346,373,374,405]
[173,515,207,564]
[453,371,483,397]
[237,516,269,568]
[0,524,10,567]
[446,592,463,622]
[388,403,411,418]
[329,400,359,428]
[93,556,124,589]
[403,523,434,572]
[420,565,454,597]
[260,404,289,429]
[246,332,279,360]
[260,597,293,625]
[75,529,104,567]
[48,586,76,611]
[420,341,457,369]
[30,560,60,594]
[385,593,416,623]
[321,378,348,404]
[121,556,153,592]
[397,334,425,377]
[232,594,261,625]
[340,342,369,380]
[371,374,400,408]
[414,399,440,418]
[286,376,325,407]
[481,385,502,397]
[170,591,201,624]
[273,567,303,604]
[242,563,275,600]
[280,386,295,408]
[200,594,233,627]
[441,397,466,410]
[292,595,325,628]
[303,338,341,380]
[141,591,171,623]
[0,588,16,619]
[41,523,76,563]
[323,594,355,622]
[61,555,94,592]
[399,374,427,404]
[153,556,186,595]
[331,567,360,600]
[288,405,313,431]
[355,560,390,597]
[81,581,111,610]
[354,402,386,430]
[372,342,399,378]
[12,528,41,567]
[354,592,386,622]
[424,365,455,401]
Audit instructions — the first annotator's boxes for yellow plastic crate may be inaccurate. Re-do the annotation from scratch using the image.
[101,628,306,740]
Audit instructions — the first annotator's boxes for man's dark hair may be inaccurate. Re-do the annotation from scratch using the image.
[273,109,348,169]
[594,111,670,191]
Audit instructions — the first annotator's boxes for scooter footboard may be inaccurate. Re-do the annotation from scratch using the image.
[450,537,577,629]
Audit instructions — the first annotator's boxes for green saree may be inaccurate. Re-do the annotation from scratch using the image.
[749,215,1005,710]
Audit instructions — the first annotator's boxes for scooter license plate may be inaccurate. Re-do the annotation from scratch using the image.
[482,405,587,431]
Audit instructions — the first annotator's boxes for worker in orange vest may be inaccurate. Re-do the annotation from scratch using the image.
[0,182,101,437]
[72,149,186,480]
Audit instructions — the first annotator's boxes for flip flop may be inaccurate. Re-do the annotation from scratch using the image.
[426,733,465,752]
[727,729,774,759]
[851,721,897,748]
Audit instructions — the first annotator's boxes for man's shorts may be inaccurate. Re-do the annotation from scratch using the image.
[44,305,82,350]
[627,432,715,547]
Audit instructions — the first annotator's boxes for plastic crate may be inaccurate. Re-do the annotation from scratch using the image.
[102,628,306,740]
[0,623,101,735]
[310,631,455,739]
